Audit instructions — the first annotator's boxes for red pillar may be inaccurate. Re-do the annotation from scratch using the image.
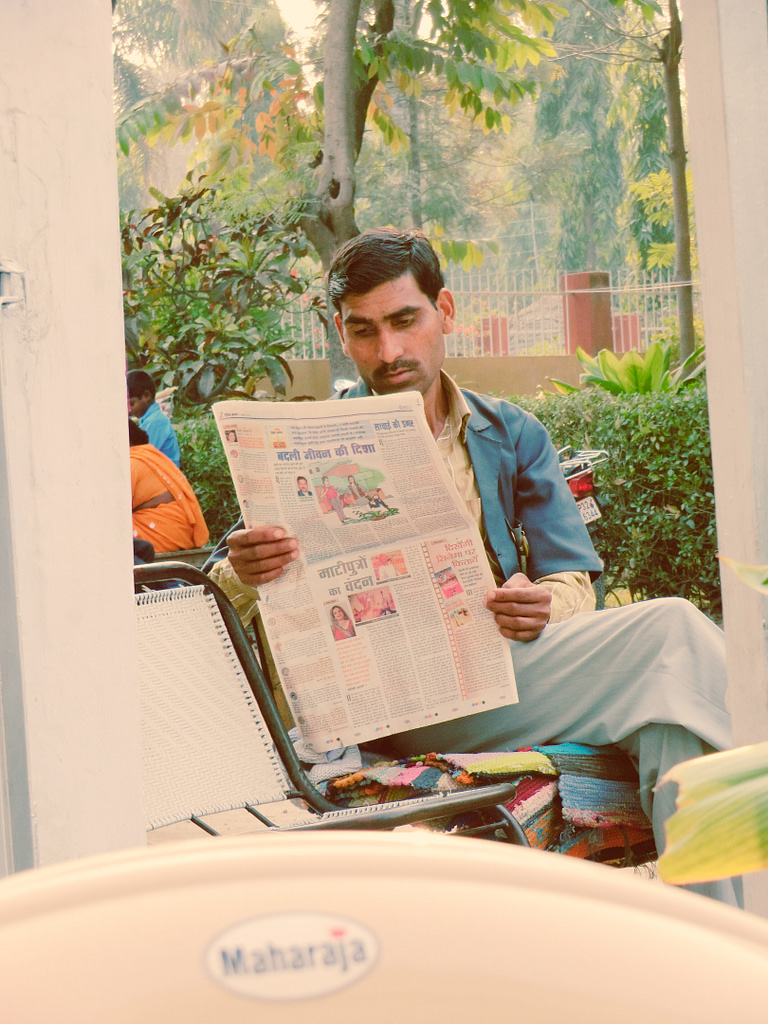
[561,272,614,355]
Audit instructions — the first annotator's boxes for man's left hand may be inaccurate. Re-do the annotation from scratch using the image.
[485,573,552,642]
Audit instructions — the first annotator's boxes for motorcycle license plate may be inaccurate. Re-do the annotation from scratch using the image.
[577,495,602,524]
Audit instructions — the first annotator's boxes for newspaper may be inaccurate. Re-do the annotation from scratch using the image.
[213,393,517,750]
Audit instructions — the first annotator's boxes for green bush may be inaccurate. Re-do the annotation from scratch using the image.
[511,385,720,613]
[122,182,314,412]
[176,415,240,547]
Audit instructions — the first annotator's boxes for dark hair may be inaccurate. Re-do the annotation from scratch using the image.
[128,418,149,446]
[297,476,308,485]
[327,228,445,313]
[127,369,156,400]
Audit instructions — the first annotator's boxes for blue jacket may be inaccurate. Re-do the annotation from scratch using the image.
[139,402,181,467]
[331,379,601,582]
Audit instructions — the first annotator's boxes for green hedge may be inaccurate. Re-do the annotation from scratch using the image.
[510,386,720,613]
[176,415,240,547]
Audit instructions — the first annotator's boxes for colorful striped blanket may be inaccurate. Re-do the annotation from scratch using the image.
[319,742,656,867]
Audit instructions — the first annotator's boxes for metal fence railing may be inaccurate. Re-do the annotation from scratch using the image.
[606,270,699,354]
[283,268,699,359]
[282,294,329,360]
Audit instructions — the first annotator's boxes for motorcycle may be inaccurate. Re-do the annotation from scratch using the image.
[557,447,610,609]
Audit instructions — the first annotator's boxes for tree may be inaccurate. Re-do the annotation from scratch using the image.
[620,51,672,267]
[628,167,697,275]
[355,62,533,247]
[603,0,696,360]
[113,0,284,211]
[528,0,696,359]
[658,0,695,362]
[534,0,627,271]
[118,0,564,376]
[122,179,314,408]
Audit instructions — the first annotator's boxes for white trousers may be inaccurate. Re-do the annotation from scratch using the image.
[375,598,738,906]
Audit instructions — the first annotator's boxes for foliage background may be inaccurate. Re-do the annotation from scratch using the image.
[176,415,239,546]
[122,181,316,411]
[511,385,720,613]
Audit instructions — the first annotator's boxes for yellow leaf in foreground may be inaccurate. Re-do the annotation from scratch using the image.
[659,775,768,883]
[658,741,768,883]
[664,740,768,806]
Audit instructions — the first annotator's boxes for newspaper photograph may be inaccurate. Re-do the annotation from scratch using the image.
[213,392,517,750]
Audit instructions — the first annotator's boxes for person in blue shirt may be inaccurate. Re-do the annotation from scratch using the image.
[127,370,181,467]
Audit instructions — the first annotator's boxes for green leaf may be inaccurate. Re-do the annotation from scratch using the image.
[645,242,675,270]
[673,343,706,384]
[496,39,514,73]
[467,241,484,268]
[596,348,624,387]
[574,346,601,375]
[617,349,645,393]
[639,2,663,20]
[312,81,324,113]
[644,342,667,391]
[581,374,624,396]
[262,354,288,394]
[117,124,131,157]
[547,378,581,395]
[480,67,499,93]
[457,62,483,93]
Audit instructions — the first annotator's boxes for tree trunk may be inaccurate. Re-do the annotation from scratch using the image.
[407,95,423,228]
[299,0,361,381]
[298,0,395,383]
[661,0,695,363]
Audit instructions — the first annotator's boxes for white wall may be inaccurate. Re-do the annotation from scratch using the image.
[0,0,144,870]
[681,0,768,914]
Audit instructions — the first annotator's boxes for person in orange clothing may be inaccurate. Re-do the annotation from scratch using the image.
[129,419,209,553]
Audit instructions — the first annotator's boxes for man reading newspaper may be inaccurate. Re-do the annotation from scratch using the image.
[208,228,736,906]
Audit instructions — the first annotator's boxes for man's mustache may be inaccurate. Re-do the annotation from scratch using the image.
[372,359,420,383]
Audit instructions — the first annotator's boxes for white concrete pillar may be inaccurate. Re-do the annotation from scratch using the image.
[0,0,144,870]
[681,0,768,914]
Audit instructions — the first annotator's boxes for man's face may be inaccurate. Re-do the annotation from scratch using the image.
[335,273,455,401]
[297,478,309,493]
[128,391,152,418]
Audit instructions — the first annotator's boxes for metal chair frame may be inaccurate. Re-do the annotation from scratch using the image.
[134,562,527,844]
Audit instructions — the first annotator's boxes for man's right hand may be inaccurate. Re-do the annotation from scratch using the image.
[227,526,299,587]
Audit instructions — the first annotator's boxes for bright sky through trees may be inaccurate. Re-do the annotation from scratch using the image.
[276,0,317,39]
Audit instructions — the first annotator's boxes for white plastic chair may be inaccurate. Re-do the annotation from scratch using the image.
[0,833,766,1022]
